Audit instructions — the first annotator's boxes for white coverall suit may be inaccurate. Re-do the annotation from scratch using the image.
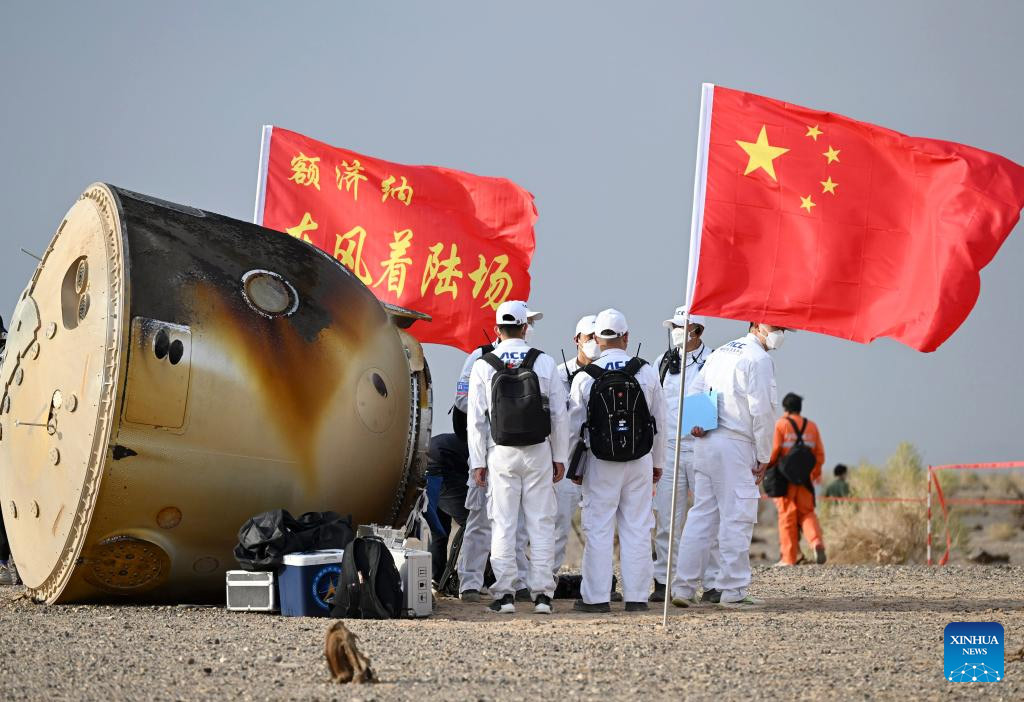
[568,348,666,604]
[652,344,721,588]
[672,334,778,604]
[552,357,584,575]
[454,345,530,593]
[467,339,570,599]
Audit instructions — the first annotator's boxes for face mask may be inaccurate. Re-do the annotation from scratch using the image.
[670,328,689,348]
[582,339,601,360]
[764,328,785,350]
[525,324,534,342]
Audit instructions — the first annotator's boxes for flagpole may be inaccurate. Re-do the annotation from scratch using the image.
[253,125,273,225]
[663,82,715,628]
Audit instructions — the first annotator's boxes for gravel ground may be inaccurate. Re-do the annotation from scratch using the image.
[2,565,1022,701]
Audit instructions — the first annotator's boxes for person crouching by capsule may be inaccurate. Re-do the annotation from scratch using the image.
[467,300,569,615]
[568,309,667,613]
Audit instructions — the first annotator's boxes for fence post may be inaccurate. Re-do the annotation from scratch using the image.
[926,466,933,567]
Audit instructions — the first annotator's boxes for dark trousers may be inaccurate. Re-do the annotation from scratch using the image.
[428,482,470,582]
[0,508,10,562]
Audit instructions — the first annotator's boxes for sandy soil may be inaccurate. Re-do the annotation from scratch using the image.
[2,565,1022,701]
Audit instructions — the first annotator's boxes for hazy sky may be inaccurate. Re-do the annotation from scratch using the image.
[2,1,1022,469]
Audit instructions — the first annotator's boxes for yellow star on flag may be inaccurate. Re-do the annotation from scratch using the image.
[805,124,823,141]
[799,195,816,212]
[820,176,838,195]
[736,125,789,181]
[823,146,841,164]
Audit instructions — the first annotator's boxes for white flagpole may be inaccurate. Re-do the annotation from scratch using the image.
[662,83,715,628]
[253,125,273,225]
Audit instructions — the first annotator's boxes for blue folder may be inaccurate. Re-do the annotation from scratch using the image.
[681,391,718,435]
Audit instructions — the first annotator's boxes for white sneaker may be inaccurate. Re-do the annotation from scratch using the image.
[533,595,552,614]
[487,594,515,614]
[718,595,764,608]
[773,560,795,567]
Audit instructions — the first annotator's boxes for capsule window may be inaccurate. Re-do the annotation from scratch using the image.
[372,373,388,398]
[241,270,299,318]
[60,256,89,330]
[154,329,170,360]
[168,340,184,365]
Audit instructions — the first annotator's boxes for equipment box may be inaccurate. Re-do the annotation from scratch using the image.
[389,547,432,618]
[277,549,345,617]
[226,570,277,612]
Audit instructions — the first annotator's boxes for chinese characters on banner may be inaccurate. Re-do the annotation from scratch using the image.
[255,126,538,351]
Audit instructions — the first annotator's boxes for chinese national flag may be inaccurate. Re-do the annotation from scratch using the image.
[256,126,537,351]
[689,85,1024,351]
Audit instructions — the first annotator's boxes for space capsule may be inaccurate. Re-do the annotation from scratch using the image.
[0,184,432,603]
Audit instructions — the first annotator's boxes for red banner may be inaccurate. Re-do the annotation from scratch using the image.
[689,86,1024,352]
[256,127,537,351]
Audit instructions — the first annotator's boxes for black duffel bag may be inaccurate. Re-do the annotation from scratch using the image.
[762,465,789,497]
[234,509,355,571]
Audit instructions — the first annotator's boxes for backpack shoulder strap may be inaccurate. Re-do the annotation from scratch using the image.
[479,343,495,354]
[785,416,806,444]
[624,357,647,377]
[582,363,605,380]
[481,352,505,373]
[520,347,543,370]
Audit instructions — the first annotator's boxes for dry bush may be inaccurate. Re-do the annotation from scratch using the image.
[986,522,1017,542]
[820,443,931,564]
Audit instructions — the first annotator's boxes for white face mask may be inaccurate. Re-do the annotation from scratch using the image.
[582,339,601,360]
[764,328,786,350]
[525,324,534,342]
[670,327,689,348]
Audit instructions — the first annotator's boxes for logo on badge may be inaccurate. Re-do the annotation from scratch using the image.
[944,622,1003,682]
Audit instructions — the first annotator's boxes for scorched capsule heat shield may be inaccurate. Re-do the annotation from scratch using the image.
[0,184,432,603]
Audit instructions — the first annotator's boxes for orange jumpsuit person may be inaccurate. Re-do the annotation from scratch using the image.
[769,393,826,565]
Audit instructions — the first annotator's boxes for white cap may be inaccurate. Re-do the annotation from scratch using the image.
[495,300,543,325]
[662,305,706,328]
[594,308,628,339]
[574,314,597,337]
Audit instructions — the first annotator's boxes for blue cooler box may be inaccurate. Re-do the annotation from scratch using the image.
[277,549,345,617]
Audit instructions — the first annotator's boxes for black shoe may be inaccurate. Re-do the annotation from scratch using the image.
[515,587,532,602]
[625,601,649,612]
[610,590,623,602]
[533,594,552,614]
[488,594,515,614]
[459,589,481,602]
[815,545,827,565]
[700,588,721,603]
[649,582,666,602]
[573,599,611,613]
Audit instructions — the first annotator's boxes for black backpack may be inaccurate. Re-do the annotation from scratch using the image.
[582,358,656,462]
[331,536,404,620]
[778,417,817,488]
[481,348,551,446]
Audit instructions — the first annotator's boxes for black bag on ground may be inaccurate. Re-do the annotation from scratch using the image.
[583,359,655,462]
[481,348,551,446]
[778,417,816,486]
[553,573,618,600]
[331,536,404,619]
[233,510,354,571]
